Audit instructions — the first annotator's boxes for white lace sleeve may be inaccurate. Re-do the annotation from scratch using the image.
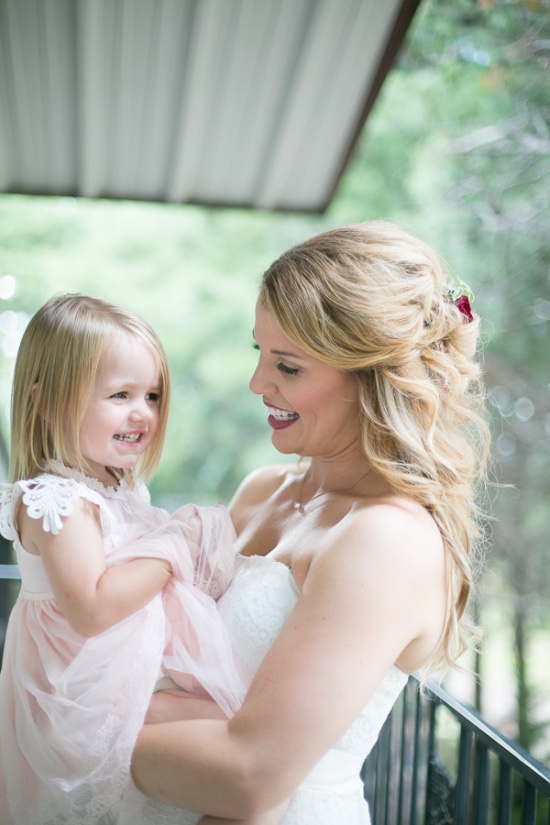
[15,475,105,536]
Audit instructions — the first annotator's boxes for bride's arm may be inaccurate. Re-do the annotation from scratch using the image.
[132,503,442,819]
[145,692,290,823]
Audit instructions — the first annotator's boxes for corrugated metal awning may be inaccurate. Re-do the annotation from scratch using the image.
[0,0,421,212]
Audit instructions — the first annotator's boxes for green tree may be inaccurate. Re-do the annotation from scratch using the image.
[333,0,550,755]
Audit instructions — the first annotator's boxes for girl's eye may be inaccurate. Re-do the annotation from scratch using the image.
[277,362,299,376]
[111,391,127,399]
[146,392,160,403]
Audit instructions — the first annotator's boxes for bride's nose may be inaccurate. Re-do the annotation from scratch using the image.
[249,361,277,396]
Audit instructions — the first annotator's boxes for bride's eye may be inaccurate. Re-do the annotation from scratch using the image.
[277,362,299,376]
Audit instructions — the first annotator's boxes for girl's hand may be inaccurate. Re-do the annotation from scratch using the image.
[197,800,289,825]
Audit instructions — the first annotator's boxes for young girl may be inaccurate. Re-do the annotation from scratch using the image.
[0,294,246,825]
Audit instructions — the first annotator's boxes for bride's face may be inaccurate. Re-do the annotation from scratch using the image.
[250,303,361,458]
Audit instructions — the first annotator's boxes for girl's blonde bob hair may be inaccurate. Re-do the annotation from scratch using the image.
[9,293,171,486]
[260,220,490,672]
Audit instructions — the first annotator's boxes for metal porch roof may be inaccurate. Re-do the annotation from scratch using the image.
[0,0,421,212]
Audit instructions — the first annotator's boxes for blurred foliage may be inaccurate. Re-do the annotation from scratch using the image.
[343,0,550,758]
[0,0,549,756]
[0,200,327,504]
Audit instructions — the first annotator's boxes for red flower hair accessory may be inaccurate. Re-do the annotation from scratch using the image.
[444,278,474,323]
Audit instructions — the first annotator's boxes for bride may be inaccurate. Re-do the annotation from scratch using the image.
[127,220,489,824]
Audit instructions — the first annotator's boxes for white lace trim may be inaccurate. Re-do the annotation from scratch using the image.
[19,477,86,535]
[0,473,116,539]
[44,459,131,498]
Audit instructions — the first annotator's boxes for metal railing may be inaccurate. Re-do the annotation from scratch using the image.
[0,561,19,663]
[362,675,550,825]
[0,563,20,579]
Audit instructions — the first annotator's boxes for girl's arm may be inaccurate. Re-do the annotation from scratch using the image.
[131,501,447,819]
[145,691,229,724]
[196,803,289,825]
[19,497,172,636]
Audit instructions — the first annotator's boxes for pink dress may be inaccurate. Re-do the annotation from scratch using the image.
[0,462,246,825]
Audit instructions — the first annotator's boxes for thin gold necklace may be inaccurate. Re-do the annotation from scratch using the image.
[292,467,373,514]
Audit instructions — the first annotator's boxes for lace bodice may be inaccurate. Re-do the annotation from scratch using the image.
[218,553,408,759]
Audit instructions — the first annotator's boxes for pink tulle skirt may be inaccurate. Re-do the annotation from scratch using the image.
[0,502,245,824]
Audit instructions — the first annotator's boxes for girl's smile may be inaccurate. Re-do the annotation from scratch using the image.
[79,334,161,485]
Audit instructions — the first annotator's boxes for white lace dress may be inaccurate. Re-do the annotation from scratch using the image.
[121,553,409,825]
[0,466,245,825]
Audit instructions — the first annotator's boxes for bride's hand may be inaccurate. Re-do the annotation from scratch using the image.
[145,690,228,724]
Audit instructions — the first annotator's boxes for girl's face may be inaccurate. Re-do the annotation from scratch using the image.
[79,334,162,485]
[250,303,361,459]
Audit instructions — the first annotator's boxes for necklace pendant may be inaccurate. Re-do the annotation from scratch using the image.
[293,501,304,512]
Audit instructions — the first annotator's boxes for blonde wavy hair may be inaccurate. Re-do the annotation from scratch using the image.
[9,293,171,486]
[259,220,490,671]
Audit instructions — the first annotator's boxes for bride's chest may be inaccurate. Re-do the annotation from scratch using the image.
[235,508,326,587]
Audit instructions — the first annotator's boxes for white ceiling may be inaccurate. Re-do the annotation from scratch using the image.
[0,0,421,212]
